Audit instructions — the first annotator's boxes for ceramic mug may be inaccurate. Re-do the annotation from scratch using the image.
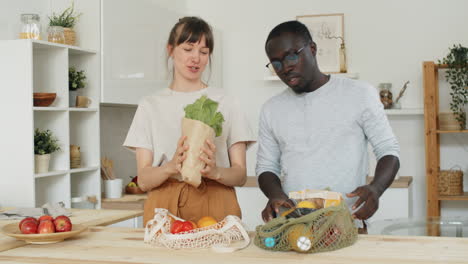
[76,96,92,108]
[104,179,123,199]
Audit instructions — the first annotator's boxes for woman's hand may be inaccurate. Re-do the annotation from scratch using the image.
[167,136,188,176]
[199,139,220,180]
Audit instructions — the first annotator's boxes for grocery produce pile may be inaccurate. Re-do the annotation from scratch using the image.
[254,190,358,254]
[144,208,250,251]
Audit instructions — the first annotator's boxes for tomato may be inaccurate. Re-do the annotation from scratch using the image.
[188,220,198,229]
[170,220,194,234]
[322,227,341,247]
[181,221,194,232]
[170,220,185,234]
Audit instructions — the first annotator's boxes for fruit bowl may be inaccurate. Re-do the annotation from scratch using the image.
[1,223,87,244]
[33,93,56,107]
[125,185,145,194]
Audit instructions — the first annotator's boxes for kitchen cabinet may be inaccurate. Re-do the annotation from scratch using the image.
[0,0,101,209]
[101,0,223,105]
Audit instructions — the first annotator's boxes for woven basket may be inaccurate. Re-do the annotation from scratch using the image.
[438,169,463,195]
[439,112,464,130]
[64,28,76,46]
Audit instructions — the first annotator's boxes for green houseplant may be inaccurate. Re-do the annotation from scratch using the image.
[48,1,82,45]
[34,128,61,173]
[439,44,468,130]
[69,67,86,107]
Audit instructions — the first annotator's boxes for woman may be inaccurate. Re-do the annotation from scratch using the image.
[124,17,255,225]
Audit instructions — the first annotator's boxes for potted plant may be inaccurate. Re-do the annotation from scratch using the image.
[69,67,86,107]
[439,44,468,130]
[48,1,82,46]
[34,128,60,173]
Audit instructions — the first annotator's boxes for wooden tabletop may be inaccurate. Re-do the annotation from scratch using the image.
[0,208,142,253]
[0,226,466,263]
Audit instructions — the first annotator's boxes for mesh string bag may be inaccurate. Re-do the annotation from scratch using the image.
[254,201,358,253]
[144,208,250,252]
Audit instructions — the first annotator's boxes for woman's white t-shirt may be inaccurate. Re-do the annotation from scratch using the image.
[123,87,256,180]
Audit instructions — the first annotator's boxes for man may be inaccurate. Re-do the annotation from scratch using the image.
[256,21,400,232]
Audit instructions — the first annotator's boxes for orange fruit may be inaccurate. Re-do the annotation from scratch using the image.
[287,224,314,253]
[197,216,217,228]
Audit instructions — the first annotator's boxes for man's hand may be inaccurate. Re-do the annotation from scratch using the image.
[346,185,380,220]
[261,195,295,222]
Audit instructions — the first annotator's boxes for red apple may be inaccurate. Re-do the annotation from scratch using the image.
[54,215,71,223]
[19,217,38,229]
[54,217,72,232]
[131,176,138,185]
[20,220,38,234]
[37,220,55,234]
[38,215,54,222]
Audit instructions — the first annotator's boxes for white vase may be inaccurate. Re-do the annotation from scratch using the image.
[35,154,51,173]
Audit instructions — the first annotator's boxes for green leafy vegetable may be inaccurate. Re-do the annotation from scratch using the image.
[184,95,225,137]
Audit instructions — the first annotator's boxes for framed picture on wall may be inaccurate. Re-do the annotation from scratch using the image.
[297,13,345,73]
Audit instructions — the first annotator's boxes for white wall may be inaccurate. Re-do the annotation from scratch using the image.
[0,0,49,40]
[186,0,468,219]
[100,105,137,187]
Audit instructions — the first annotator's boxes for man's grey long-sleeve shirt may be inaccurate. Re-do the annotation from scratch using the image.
[256,76,400,207]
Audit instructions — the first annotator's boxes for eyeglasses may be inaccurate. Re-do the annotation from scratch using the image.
[266,43,309,72]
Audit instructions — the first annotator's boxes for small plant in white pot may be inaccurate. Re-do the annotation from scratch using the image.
[48,1,82,46]
[69,67,86,107]
[34,128,60,173]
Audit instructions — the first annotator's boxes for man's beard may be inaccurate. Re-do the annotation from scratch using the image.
[289,80,310,94]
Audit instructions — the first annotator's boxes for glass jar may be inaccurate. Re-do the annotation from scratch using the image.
[19,14,42,40]
[48,26,65,44]
[379,83,393,109]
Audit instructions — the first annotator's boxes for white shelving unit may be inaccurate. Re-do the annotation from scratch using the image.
[0,39,101,208]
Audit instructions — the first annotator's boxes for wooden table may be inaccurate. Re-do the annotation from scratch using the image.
[0,226,467,263]
[0,208,142,252]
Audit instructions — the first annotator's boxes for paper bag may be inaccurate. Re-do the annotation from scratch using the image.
[180,117,215,187]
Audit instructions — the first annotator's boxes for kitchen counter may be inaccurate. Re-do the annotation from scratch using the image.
[0,226,466,263]
[101,194,147,210]
[0,208,142,252]
[102,176,413,208]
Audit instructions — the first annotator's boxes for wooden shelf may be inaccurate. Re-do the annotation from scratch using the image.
[439,193,468,201]
[437,129,468,134]
[422,61,468,226]
[435,64,449,69]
